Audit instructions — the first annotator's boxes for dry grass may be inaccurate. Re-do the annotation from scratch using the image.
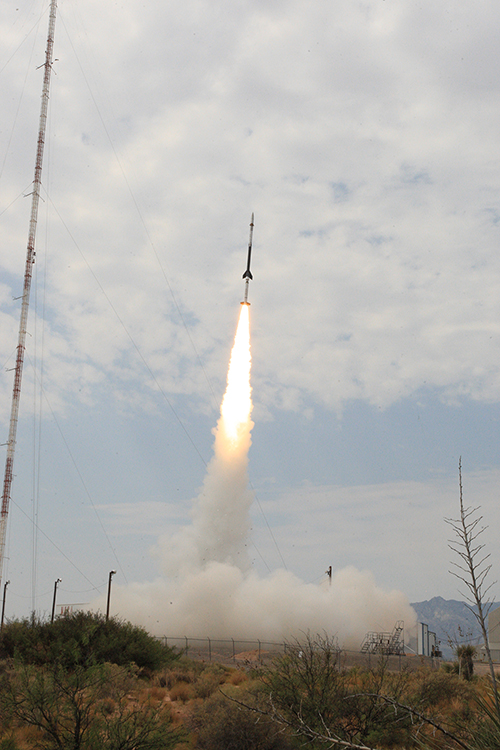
[228,669,248,686]
[147,685,168,702]
[8,724,41,750]
[163,667,197,689]
[169,681,195,703]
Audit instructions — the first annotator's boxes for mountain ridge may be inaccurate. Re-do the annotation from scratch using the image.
[410,595,500,658]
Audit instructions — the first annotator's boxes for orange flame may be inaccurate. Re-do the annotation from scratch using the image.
[220,304,252,445]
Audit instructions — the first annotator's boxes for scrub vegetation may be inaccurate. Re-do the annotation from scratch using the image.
[0,620,500,750]
[0,612,183,750]
[0,611,176,672]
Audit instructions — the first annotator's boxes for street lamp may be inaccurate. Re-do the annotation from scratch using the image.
[1,580,10,630]
[106,570,116,621]
[51,578,62,623]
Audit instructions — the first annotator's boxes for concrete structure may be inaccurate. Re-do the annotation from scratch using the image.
[488,608,500,662]
[417,622,440,657]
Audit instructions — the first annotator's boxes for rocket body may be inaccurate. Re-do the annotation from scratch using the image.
[241,214,254,305]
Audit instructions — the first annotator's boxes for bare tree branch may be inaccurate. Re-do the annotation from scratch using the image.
[445,457,500,717]
[354,693,471,750]
[221,690,378,750]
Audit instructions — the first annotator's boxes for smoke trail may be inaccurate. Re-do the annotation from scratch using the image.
[102,304,416,645]
[159,304,254,577]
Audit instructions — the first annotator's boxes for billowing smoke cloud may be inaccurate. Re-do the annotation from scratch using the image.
[101,305,416,646]
[108,565,414,646]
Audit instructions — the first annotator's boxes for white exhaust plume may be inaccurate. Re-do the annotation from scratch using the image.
[101,305,416,645]
[159,304,254,578]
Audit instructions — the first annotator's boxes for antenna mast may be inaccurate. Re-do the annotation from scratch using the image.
[0,0,58,589]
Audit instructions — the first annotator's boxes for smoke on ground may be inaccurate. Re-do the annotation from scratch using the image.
[107,565,414,647]
[99,305,416,645]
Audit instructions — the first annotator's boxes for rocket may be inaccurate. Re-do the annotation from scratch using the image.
[242,213,254,280]
[242,213,254,305]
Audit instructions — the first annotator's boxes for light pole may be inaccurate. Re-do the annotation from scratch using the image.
[1,580,10,629]
[51,578,61,623]
[106,570,116,621]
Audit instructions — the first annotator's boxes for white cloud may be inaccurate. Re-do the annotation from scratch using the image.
[2,0,500,620]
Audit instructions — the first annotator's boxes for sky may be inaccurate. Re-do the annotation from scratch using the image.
[1,0,500,634]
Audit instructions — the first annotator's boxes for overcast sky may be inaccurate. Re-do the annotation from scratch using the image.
[1,0,500,626]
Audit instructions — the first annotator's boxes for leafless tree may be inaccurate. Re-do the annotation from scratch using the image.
[446,457,500,716]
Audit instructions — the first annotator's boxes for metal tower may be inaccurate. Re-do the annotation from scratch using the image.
[0,0,58,589]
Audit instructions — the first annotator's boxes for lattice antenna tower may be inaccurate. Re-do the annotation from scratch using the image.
[0,0,58,588]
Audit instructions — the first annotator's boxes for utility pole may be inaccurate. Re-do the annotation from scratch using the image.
[1,580,9,629]
[106,570,116,621]
[0,0,58,590]
[51,578,61,623]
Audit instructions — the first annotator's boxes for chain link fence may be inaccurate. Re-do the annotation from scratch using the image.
[157,636,440,670]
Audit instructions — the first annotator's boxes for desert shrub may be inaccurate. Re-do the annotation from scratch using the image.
[163,667,196,689]
[0,661,183,750]
[194,671,221,699]
[0,616,43,665]
[262,632,348,733]
[203,662,227,679]
[169,681,194,702]
[456,644,476,681]
[147,685,167,702]
[187,692,294,750]
[411,668,472,710]
[0,612,178,671]
[261,635,418,748]
[229,669,248,686]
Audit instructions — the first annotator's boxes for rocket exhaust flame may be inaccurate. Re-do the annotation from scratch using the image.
[99,233,416,644]
[220,304,252,445]
[159,303,255,578]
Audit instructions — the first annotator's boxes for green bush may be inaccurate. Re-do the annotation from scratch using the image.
[0,611,178,671]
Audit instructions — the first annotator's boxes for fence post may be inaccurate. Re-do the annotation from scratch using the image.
[185,636,189,656]
[208,637,211,662]
[258,639,261,661]
[232,638,235,660]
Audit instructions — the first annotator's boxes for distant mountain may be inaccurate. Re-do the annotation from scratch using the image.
[410,596,500,659]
